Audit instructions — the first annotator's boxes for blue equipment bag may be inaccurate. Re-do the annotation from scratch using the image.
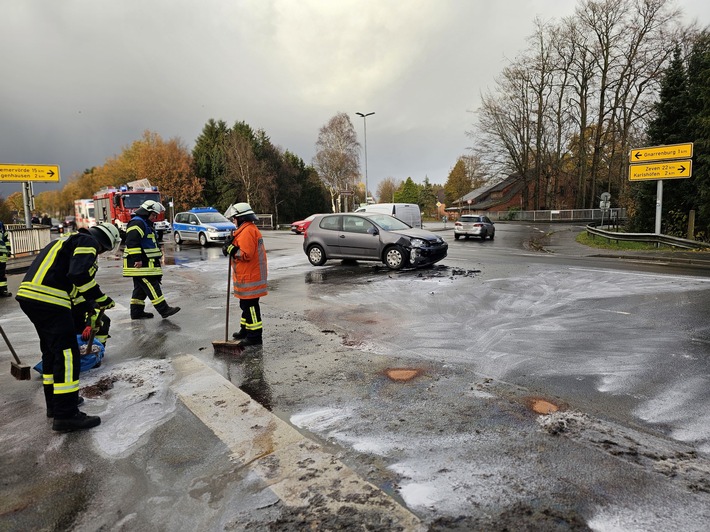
[33,335,105,374]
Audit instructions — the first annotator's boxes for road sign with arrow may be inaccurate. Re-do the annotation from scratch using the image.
[0,163,61,182]
[629,160,692,181]
[629,142,693,164]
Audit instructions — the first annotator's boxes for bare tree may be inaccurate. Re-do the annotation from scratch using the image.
[313,112,360,212]
[376,177,400,204]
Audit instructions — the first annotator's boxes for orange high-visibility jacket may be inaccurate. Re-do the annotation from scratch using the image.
[230,221,268,299]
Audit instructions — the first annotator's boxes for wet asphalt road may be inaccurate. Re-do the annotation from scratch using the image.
[2,222,710,531]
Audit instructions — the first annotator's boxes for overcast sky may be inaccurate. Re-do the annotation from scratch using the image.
[1,0,709,199]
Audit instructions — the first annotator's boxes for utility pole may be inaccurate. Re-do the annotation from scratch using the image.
[356,112,374,205]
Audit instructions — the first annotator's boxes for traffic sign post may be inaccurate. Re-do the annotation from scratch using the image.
[628,142,693,234]
[0,163,61,182]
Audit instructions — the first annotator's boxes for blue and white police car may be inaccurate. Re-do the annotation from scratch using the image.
[172,207,236,246]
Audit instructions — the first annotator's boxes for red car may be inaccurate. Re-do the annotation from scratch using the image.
[290,214,318,235]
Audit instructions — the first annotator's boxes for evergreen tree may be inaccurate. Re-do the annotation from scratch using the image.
[192,119,229,207]
[443,159,472,205]
[394,177,420,203]
[687,32,710,235]
[632,47,690,232]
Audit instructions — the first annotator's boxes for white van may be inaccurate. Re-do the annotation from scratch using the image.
[355,203,422,228]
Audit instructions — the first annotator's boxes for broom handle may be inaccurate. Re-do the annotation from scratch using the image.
[87,309,105,347]
[225,256,232,342]
[0,325,23,365]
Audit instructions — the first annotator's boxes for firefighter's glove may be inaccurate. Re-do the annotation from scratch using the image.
[223,243,239,258]
[81,326,94,341]
[96,296,115,310]
[221,242,230,256]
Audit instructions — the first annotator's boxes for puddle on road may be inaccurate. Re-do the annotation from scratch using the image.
[526,397,560,415]
[384,368,424,382]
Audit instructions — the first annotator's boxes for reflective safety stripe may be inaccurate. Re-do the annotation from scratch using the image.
[54,348,79,394]
[17,282,72,308]
[123,265,163,276]
[140,278,165,305]
[74,246,97,256]
[43,374,54,385]
[246,306,262,331]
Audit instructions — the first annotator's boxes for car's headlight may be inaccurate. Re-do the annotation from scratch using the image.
[206,226,218,232]
[409,238,425,248]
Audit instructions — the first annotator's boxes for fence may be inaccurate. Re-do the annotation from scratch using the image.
[7,226,52,257]
[255,214,274,230]
[475,208,627,223]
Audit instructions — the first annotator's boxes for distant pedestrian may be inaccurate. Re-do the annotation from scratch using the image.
[223,203,268,346]
[41,213,51,227]
[15,222,120,432]
[123,200,180,319]
[0,221,11,297]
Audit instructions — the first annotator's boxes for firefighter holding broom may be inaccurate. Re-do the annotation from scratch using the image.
[15,222,120,432]
[222,202,268,346]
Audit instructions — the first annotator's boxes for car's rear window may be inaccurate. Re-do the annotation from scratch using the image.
[460,216,481,222]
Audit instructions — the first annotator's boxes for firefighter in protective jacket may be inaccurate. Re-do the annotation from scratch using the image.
[0,221,10,297]
[223,202,268,346]
[15,222,120,432]
[122,200,180,319]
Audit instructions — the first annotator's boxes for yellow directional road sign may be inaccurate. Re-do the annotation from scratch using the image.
[629,142,693,163]
[628,160,692,181]
[0,163,61,182]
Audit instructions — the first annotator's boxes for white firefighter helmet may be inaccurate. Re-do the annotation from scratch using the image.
[140,200,165,214]
[225,202,255,219]
[89,222,121,252]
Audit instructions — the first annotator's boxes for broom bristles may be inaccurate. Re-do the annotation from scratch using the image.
[212,340,244,357]
[11,362,32,381]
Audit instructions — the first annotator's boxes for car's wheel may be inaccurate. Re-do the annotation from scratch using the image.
[174,231,182,244]
[199,232,208,246]
[384,245,408,270]
[454,233,460,240]
[307,244,327,266]
[489,232,495,240]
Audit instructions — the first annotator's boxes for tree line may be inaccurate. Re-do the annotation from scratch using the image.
[467,0,710,238]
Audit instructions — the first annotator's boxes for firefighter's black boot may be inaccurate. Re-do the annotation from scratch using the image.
[52,412,101,432]
[130,304,154,320]
[232,328,247,340]
[157,304,181,319]
[0,290,11,297]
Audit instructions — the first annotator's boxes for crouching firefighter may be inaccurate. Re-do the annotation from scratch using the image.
[15,222,120,432]
[122,200,180,319]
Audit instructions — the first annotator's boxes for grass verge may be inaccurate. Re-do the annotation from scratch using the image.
[575,232,675,251]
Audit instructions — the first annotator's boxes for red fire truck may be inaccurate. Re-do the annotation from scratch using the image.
[93,182,170,241]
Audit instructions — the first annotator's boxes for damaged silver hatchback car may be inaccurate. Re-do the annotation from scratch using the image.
[303,212,448,270]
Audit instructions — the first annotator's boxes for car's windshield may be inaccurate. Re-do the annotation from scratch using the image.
[367,214,411,231]
[122,193,160,209]
[197,213,230,223]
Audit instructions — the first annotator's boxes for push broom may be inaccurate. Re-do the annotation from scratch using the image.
[1,325,32,380]
[212,255,244,356]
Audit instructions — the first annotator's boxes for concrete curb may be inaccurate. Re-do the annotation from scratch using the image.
[171,355,424,529]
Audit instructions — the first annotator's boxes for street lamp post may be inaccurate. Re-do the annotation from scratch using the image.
[356,111,374,205]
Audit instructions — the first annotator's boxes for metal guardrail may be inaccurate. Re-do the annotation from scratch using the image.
[586,225,710,250]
